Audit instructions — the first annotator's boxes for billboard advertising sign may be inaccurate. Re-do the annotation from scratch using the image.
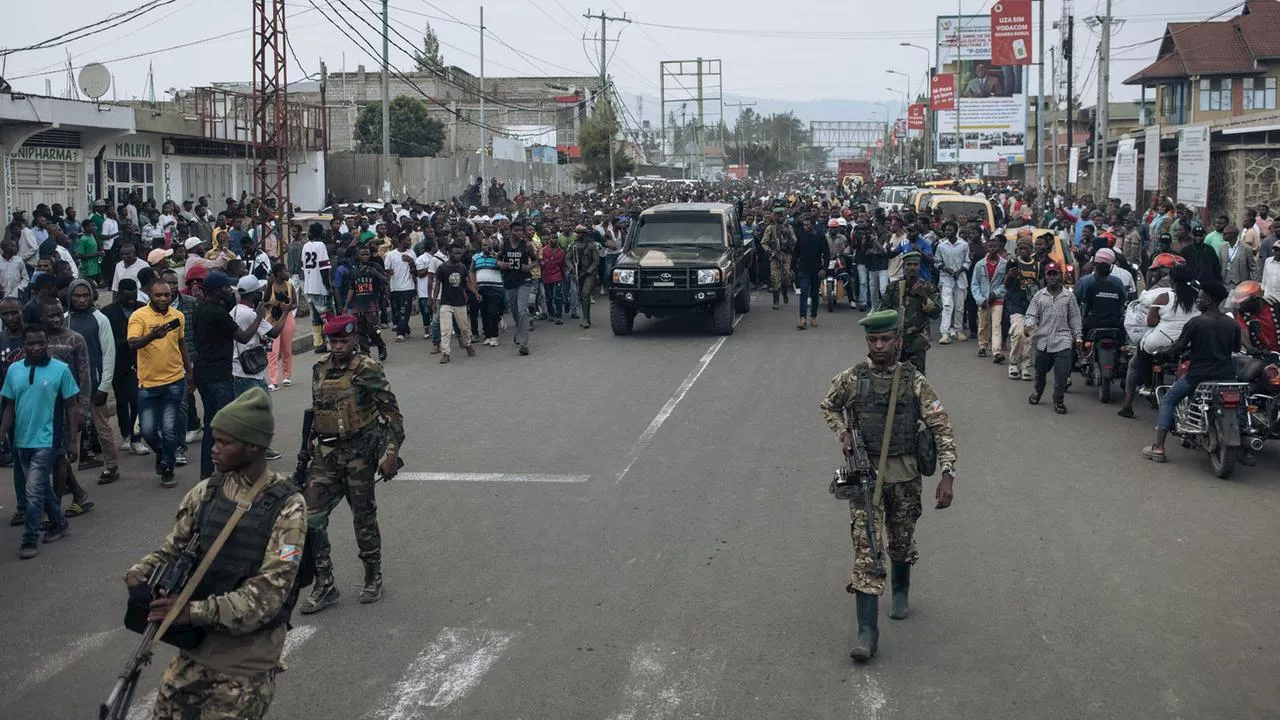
[908,104,926,130]
[934,14,1027,165]
[990,0,1033,66]
[931,73,955,110]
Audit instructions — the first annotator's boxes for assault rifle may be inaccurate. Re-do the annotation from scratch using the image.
[294,408,315,491]
[100,534,203,720]
[829,426,886,579]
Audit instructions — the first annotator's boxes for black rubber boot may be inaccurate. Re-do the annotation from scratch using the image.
[772,292,780,309]
[300,569,339,614]
[850,592,879,662]
[359,561,383,604]
[889,562,911,620]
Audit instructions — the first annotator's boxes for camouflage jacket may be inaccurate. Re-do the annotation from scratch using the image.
[127,470,306,673]
[312,353,406,451]
[760,223,796,257]
[818,360,958,479]
[877,278,942,340]
[567,238,601,281]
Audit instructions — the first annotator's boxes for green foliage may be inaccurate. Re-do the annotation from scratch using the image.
[354,96,446,157]
[414,22,444,72]
[728,109,814,173]
[574,100,634,189]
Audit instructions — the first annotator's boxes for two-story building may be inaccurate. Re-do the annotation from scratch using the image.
[1121,0,1280,220]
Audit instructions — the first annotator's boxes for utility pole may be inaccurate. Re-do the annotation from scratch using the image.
[1050,46,1058,188]
[952,0,963,179]
[724,100,756,167]
[380,0,390,201]
[479,6,486,187]
[1065,13,1074,192]
[1089,0,1116,201]
[1036,0,1046,193]
[583,9,631,190]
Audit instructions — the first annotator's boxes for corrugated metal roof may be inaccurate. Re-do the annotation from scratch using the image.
[1122,1,1279,85]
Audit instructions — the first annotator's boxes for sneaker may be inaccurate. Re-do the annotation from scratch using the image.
[282,378,292,387]
[519,345,530,356]
[490,337,500,346]
[1008,365,1020,379]
[267,384,278,392]
[175,451,188,467]
[131,441,151,456]
[430,345,442,355]
[98,468,120,485]
[395,335,406,343]
[423,331,432,340]
[849,301,857,309]
[42,524,70,544]
[266,448,282,461]
[19,543,37,560]
[956,331,969,342]
[977,348,988,358]
[119,440,134,452]
[160,472,177,489]
[938,335,952,345]
[993,353,1006,364]
[1142,445,1167,463]
[185,429,201,443]
[1021,370,1034,381]
[439,353,451,364]
[9,510,24,526]
[554,319,564,325]
[377,346,388,362]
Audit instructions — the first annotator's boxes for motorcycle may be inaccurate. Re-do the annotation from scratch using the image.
[1158,361,1251,478]
[1237,351,1280,454]
[1080,328,1127,403]
[824,258,851,313]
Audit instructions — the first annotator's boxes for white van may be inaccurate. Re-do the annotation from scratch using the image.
[877,185,913,213]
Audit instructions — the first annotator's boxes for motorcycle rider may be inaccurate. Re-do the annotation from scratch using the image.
[1233,280,1279,355]
[1118,259,1199,419]
[1078,248,1128,336]
[1142,281,1241,463]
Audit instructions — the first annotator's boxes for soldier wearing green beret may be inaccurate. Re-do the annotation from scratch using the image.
[818,309,957,663]
[877,251,942,374]
[759,207,796,309]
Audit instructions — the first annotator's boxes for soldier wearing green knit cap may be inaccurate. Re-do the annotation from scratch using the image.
[760,206,796,309]
[123,386,308,719]
[877,251,941,374]
[818,308,957,664]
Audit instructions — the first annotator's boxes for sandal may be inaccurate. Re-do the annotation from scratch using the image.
[98,468,120,485]
[1142,444,1167,463]
[1028,393,1041,405]
[65,501,95,518]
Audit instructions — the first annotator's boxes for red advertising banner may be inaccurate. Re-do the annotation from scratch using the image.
[991,0,1033,66]
[907,104,926,130]
[931,73,955,111]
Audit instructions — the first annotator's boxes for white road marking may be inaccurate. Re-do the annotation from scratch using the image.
[368,627,515,720]
[848,672,887,720]
[125,624,318,720]
[20,628,119,692]
[615,337,728,483]
[397,472,589,484]
[607,642,723,720]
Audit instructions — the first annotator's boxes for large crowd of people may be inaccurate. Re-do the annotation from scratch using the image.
[1,170,1276,558]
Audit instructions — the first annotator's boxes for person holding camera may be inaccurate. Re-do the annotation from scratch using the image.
[127,278,193,488]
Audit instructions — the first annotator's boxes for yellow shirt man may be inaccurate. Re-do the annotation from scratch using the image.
[127,299,189,388]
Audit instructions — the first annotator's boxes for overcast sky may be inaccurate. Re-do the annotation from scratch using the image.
[2,0,1242,123]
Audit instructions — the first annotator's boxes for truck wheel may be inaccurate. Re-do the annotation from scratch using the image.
[712,297,734,335]
[610,303,635,336]
[733,285,751,314]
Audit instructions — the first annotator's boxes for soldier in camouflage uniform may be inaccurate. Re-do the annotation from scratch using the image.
[300,314,405,614]
[124,387,305,719]
[818,309,957,663]
[759,207,796,309]
[567,225,601,329]
[877,252,942,374]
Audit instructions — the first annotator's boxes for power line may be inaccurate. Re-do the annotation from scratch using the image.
[1109,0,1245,52]
[0,0,178,57]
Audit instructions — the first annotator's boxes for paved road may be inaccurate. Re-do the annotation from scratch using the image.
[2,294,1279,720]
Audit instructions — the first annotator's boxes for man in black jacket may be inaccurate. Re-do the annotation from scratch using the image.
[792,216,831,330]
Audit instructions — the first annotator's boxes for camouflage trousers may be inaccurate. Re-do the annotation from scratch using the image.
[152,655,277,719]
[769,254,794,292]
[846,477,923,595]
[304,431,383,572]
[902,334,929,375]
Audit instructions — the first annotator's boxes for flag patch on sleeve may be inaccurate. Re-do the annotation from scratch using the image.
[279,544,301,562]
[930,399,944,413]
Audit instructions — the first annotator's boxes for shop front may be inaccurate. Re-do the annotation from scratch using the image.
[97,138,159,207]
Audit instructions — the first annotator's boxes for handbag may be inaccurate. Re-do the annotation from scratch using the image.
[238,343,269,376]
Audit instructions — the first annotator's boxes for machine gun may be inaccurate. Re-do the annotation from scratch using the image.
[294,408,315,491]
[101,534,204,720]
[828,427,886,579]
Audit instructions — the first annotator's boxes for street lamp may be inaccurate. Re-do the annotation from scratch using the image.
[885,87,909,173]
[872,104,890,171]
[901,42,933,170]
[887,70,912,170]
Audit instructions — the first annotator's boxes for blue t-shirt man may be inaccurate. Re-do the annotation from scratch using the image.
[2,357,80,449]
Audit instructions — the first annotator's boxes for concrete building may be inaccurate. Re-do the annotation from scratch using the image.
[308,66,598,158]
[0,85,329,221]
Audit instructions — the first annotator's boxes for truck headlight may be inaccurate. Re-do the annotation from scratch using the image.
[696,268,721,285]
[613,269,636,285]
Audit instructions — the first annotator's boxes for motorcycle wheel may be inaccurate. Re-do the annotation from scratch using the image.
[828,285,836,313]
[1208,423,1239,479]
[1095,365,1112,403]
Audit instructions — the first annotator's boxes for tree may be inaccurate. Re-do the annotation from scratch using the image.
[574,100,633,189]
[354,96,446,157]
[414,22,444,73]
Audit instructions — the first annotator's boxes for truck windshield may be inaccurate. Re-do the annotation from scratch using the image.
[633,216,724,246]
[934,201,987,223]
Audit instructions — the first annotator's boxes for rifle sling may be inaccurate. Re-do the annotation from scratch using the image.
[871,279,910,508]
[146,471,276,654]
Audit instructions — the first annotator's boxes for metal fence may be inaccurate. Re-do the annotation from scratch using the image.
[324,152,588,205]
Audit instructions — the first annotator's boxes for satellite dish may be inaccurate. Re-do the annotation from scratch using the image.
[78,63,111,101]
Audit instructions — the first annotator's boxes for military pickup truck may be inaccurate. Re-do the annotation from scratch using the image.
[608,202,753,336]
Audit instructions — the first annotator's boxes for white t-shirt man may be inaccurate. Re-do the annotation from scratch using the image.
[301,240,331,296]
[112,258,145,291]
[384,247,417,293]
[415,250,446,299]
[100,217,119,250]
[231,303,273,380]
